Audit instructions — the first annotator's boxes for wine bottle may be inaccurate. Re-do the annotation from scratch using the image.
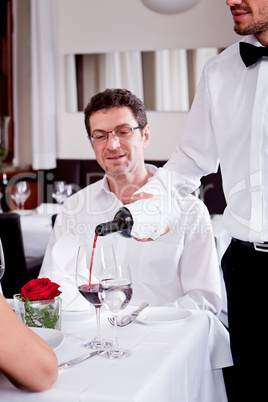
[1,173,9,212]
[95,207,133,238]
[110,196,177,240]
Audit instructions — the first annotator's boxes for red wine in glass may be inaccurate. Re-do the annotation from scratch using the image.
[76,241,112,350]
[79,284,101,308]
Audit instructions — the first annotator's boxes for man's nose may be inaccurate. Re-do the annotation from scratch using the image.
[106,132,120,149]
[226,0,242,6]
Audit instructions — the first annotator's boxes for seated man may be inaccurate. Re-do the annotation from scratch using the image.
[0,294,58,391]
[39,88,221,313]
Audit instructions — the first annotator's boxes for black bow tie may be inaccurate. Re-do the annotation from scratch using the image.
[240,42,268,67]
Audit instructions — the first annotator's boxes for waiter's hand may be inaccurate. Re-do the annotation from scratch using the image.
[134,226,171,242]
[130,193,171,241]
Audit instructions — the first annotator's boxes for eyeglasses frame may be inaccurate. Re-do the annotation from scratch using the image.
[89,126,143,144]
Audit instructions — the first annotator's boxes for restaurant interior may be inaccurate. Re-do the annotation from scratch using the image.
[0,0,238,400]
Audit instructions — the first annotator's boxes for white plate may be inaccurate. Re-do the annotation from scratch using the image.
[30,327,64,350]
[136,307,192,325]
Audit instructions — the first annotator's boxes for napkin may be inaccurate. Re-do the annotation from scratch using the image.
[40,234,92,312]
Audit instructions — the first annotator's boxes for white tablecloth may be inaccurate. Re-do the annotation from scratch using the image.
[0,308,233,401]
[20,212,53,258]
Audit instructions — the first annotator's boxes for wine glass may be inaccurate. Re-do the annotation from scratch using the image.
[76,244,112,349]
[11,181,31,210]
[99,245,132,359]
[52,181,68,205]
[0,239,5,294]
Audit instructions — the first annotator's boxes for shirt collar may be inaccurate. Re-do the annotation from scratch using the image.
[243,34,266,47]
[100,163,158,196]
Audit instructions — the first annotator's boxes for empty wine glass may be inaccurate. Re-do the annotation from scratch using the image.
[52,181,67,205]
[0,239,5,294]
[76,244,112,349]
[11,181,31,210]
[99,245,132,359]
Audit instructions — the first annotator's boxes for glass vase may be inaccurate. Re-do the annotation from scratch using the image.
[13,294,62,330]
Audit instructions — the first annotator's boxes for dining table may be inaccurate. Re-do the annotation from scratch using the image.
[0,305,233,402]
[19,204,60,258]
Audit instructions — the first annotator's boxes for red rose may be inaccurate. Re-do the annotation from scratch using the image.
[20,278,61,301]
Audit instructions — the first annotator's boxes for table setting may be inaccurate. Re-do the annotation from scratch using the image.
[0,241,233,402]
[0,302,232,402]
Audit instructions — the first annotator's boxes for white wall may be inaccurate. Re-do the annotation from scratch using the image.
[56,0,238,161]
[13,0,239,165]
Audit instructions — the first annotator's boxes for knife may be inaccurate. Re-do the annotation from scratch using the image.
[58,350,103,372]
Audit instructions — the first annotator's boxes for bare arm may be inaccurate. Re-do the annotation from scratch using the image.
[0,294,58,391]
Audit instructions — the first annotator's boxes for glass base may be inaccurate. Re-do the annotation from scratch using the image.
[100,348,131,359]
[81,338,112,350]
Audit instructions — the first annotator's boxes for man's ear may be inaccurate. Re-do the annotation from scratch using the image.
[142,124,150,149]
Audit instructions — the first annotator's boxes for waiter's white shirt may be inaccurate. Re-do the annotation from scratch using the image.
[39,165,221,312]
[140,35,268,243]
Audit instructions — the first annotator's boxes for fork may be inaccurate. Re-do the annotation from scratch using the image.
[107,302,149,327]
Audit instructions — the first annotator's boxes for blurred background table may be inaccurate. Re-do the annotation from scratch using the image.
[19,204,59,258]
[20,213,53,258]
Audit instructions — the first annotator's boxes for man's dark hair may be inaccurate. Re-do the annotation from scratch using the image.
[84,88,147,136]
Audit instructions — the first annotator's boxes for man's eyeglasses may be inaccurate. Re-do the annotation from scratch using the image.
[90,126,143,144]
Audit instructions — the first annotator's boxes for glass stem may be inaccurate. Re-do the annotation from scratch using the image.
[113,315,119,350]
[95,307,101,340]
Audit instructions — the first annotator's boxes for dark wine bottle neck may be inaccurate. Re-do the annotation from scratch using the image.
[95,207,133,237]
[95,220,123,236]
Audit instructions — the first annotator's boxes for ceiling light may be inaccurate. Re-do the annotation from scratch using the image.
[141,0,200,14]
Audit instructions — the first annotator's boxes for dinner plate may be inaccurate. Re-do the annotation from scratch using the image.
[136,306,192,325]
[30,327,64,350]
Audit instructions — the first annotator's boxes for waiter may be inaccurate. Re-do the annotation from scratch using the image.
[128,1,268,400]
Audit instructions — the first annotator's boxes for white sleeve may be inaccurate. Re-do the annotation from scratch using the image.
[166,200,222,314]
[129,68,220,240]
